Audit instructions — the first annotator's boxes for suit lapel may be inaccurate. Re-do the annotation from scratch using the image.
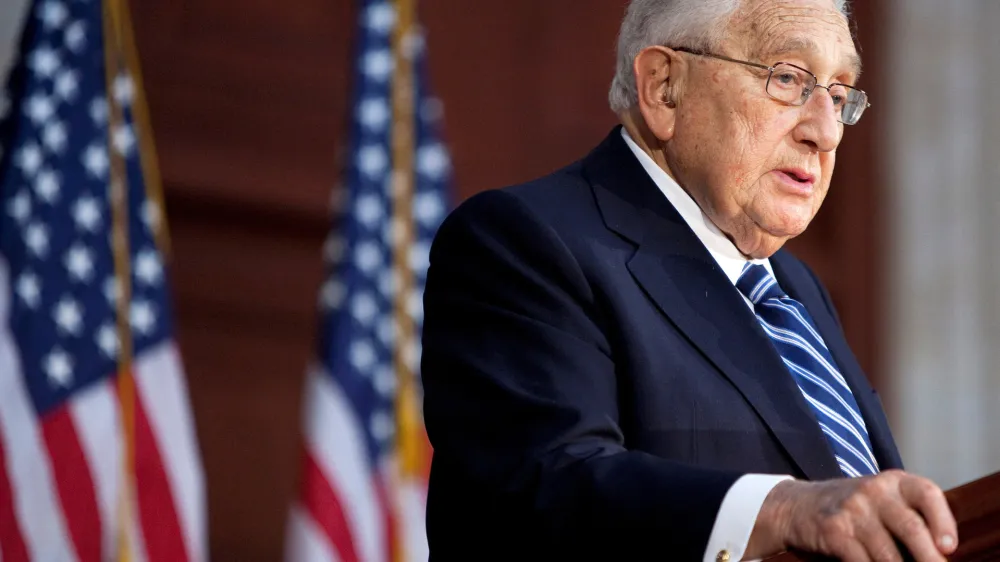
[770,254,904,470]
[583,128,842,480]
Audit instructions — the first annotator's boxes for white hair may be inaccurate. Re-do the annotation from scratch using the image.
[608,0,851,113]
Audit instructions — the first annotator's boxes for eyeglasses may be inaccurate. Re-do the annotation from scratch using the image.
[672,47,870,125]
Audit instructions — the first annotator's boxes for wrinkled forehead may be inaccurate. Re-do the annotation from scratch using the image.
[729,0,861,78]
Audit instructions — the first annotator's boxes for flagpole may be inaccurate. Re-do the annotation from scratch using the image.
[103,1,137,561]
[391,0,420,559]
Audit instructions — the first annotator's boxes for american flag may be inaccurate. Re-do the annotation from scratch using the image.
[0,1,205,560]
[284,0,451,560]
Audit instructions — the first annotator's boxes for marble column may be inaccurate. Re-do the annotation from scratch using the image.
[886,0,1000,489]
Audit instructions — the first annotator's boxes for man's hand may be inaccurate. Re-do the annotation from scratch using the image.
[746,470,958,561]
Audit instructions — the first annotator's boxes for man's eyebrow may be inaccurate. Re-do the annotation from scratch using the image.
[756,37,863,81]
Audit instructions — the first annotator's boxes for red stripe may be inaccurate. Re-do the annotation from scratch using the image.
[42,406,102,562]
[301,447,360,562]
[130,378,189,562]
[0,421,30,562]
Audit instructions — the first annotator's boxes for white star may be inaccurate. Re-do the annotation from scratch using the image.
[24,222,49,257]
[404,339,421,373]
[349,339,376,371]
[362,49,393,82]
[358,145,389,179]
[28,46,60,78]
[409,241,431,272]
[25,94,55,124]
[365,2,396,34]
[72,195,102,232]
[135,249,163,286]
[142,200,161,231]
[82,143,108,178]
[14,143,43,176]
[401,30,425,60]
[420,97,444,124]
[43,121,68,153]
[103,276,121,305]
[370,410,394,442]
[376,314,395,345]
[53,297,83,335]
[350,292,378,326]
[65,20,87,53]
[407,290,423,322]
[16,272,41,308]
[417,143,451,181]
[354,240,383,273]
[321,279,345,310]
[358,97,390,131]
[7,191,31,223]
[323,235,345,264]
[356,193,384,228]
[130,300,157,336]
[113,125,135,155]
[39,1,68,29]
[43,348,73,387]
[414,192,444,226]
[64,244,94,282]
[96,324,119,358]
[378,268,397,297]
[373,364,396,397]
[89,96,108,125]
[54,69,79,101]
[34,169,60,203]
[114,74,134,107]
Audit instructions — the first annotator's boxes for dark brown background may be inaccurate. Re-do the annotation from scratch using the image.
[130,1,886,559]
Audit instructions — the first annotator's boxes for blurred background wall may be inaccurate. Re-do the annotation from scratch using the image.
[0,0,995,559]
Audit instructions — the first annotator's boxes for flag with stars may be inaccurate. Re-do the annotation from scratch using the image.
[284,0,450,561]
[0,1,205,561]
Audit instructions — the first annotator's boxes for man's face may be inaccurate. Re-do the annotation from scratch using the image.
[666,0,859,258]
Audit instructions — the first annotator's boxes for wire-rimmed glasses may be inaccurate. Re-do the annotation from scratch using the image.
[672,47,870,125]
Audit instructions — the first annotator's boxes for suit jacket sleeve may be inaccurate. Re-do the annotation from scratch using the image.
[421,189,746,560]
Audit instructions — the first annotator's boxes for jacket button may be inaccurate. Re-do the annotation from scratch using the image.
[716,550,731,562]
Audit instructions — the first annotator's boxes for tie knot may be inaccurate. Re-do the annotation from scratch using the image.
[736,263,786,304]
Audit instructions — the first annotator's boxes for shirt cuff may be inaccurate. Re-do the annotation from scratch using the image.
[702,473,794,562]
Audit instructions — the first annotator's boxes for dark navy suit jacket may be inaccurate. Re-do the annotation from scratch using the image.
[420,127,902,560]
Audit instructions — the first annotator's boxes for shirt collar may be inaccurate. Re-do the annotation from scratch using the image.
[619,127,773,285]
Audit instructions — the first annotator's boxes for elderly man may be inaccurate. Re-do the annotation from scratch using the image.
[420,0,957,560]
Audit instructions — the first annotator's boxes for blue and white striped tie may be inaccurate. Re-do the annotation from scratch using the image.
[737,263,879,477]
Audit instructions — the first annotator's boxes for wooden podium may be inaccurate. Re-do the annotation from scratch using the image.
[769,471,1000,561]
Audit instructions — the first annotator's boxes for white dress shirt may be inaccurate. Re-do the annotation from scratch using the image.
[621,128,793,562]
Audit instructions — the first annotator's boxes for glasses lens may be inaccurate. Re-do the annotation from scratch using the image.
[840,87,868,125]
[766,63,815,105]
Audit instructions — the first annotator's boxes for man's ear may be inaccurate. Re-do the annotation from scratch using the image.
[633,46,682,141]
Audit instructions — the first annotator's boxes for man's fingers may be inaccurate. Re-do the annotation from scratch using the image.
[899,475,958,554]
[879,503,946,562]
[854,520,903,562]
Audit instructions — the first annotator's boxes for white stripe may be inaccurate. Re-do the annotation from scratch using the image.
[820,423,878,474]
[784,359,867,429]
[803,393,878,466]
[69,379,121,559]
[127,484,151,562]
[70,375,150,562]
[0,256,77,562]
[304,366,386,562]
[763,299,828,349]
[750,276,775,303]
[836,456,863,478]
[134,342,207,562]
[285,504,342,562]
[758,317,849,388]
[398,478,429,562]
